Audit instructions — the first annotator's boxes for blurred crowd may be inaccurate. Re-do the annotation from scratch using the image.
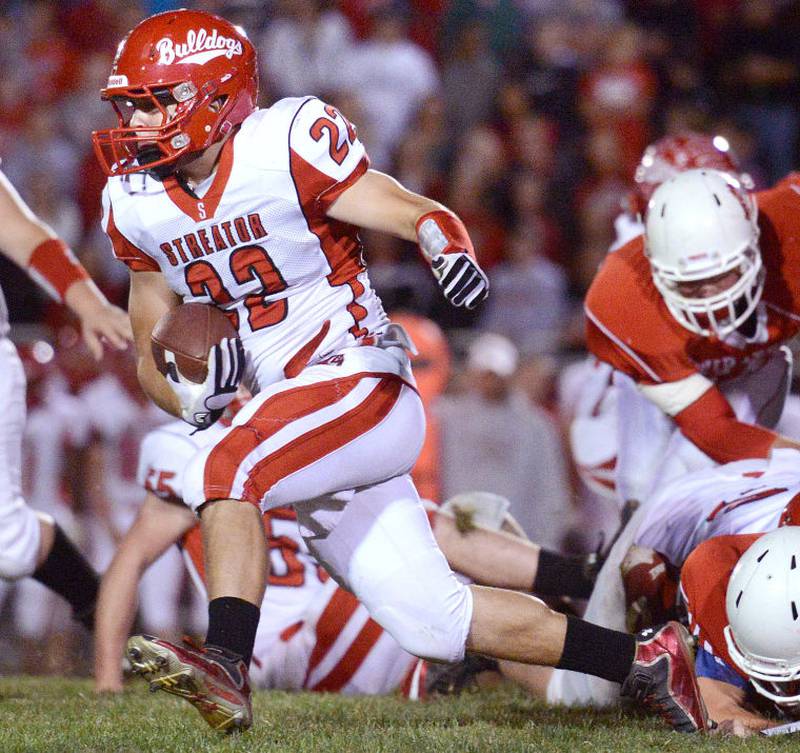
[0,0,798,670]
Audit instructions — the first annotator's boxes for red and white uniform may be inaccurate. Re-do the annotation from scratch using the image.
[103,98,388,393]
[108,97,472,665]
[584,176,800,499]
[108,95,474,664]
[138,421,417,694]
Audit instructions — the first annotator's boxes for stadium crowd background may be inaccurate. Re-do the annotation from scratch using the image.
[0,0,798,673]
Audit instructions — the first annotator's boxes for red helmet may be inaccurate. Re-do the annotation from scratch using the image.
[92,9,258,178]
[628,132,750,217]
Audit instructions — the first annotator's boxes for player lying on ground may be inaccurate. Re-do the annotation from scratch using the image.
[94,9,707,733]
[680,527,800,736]
[95,417,597,696]
[0,168,131,631]
[545,447,800,710]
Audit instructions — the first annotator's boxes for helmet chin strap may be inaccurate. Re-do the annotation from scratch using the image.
[136,146,177,181]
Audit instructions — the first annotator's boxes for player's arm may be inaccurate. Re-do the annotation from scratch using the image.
[698,677,775,736]
[0,170,131,358]
[640,378,800,462]
[94,491,196,692]
[128,270,183,416]
[328,169,488,309]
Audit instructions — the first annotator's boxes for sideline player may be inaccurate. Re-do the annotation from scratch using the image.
[94,9,706,733]
[94,416,597,695]
[0,169,131,628]
[682,527,800,735]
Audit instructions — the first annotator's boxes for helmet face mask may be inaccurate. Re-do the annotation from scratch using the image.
[645,169,763,338]
[724,528,800,712]
[92,10,258,178]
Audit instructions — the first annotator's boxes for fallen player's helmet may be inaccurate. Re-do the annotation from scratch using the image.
[92,8,257,177]
[725,527,800,709]
[645,168,762,338]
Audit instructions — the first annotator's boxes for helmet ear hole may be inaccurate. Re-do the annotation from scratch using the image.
[725,527,800,708]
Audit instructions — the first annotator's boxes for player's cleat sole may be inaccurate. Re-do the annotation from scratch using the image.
[126,634,252,733]
[622,621,710,733]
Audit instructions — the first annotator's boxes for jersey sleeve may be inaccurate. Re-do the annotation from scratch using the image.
[584,238,698,386]
[101,185,160,272]
[681,534,762,686]
[287,98,369,220]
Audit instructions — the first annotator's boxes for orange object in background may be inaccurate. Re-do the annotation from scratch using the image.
[389,311,451,504]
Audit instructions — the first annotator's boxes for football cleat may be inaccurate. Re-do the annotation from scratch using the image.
[126,634,252,732]
[621,621,710,733]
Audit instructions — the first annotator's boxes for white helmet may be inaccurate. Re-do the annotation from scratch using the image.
[724,527,800,708]
[645,168,763,338]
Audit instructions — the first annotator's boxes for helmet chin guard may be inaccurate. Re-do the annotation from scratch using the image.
[645,169,762,338]
[92,9,258,177]
[724,528,800,709]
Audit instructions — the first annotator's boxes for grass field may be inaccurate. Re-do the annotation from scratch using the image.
[0,677,794,752]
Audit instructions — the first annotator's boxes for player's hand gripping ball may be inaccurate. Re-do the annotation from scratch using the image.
[151,303,244,429]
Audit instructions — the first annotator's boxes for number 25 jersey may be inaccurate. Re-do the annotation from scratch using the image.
[102,97,389,391]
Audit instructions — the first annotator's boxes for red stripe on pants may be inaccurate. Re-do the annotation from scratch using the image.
[241,377,403,504]
[203,375,364,502]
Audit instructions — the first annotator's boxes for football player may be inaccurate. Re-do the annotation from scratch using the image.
[570,133,749,508]
[682,527,800,735]
[0,168,131,631]
[94,9,706,733]
[550,446,800,709]
[585,167,800,506]
[94,416,598,697]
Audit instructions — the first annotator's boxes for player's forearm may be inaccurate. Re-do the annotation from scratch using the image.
[432,512,540,590]
[64,278,113,320]
[698,678,774,735]
[137,356,182,417]
[94,547,147,692]
[327,169,448,242]
[673,389,775,463]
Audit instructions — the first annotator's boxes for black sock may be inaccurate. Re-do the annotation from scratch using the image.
[555,615,636,684]
[32,524,98,629]
[533,550,595,599]
[206,596,260,665]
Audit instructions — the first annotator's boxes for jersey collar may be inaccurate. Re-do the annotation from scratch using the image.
[164,135,236,222]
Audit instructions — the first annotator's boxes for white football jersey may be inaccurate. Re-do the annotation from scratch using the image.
[103,97,389,392]
[635,448,800,567]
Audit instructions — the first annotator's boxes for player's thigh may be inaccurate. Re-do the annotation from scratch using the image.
[183,369,425,514]
[296,476,473,663]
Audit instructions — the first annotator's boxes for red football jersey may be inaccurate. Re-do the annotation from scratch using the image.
[681,533,762,683]
[585,174,800,387]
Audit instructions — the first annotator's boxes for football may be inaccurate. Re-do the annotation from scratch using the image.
[151,302,237,384]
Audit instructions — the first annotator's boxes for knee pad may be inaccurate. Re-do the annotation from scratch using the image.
[369,577,473,663]
[0,499,41,580]
[347,492,474,663]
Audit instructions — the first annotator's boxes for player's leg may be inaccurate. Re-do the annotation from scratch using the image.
[299,474,708,733]
[129,360,423,731]
[0,339,98,626]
